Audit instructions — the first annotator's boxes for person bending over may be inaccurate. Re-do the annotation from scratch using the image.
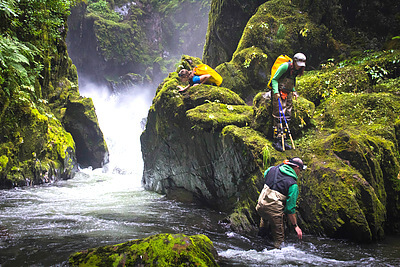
[256,157,306,248]
[177,69,211,92]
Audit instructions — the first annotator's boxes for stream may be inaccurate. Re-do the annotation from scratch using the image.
[1,85,399,266]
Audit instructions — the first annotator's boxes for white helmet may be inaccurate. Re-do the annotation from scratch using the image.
[293,53,306,67]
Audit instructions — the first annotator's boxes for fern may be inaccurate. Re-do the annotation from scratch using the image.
[0,0,18,18]
[0,35,41,96]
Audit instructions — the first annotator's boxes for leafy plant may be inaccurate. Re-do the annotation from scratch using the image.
[0,35,42,96]
[365,65,388,83]
[88,0,122,22]
[276,24,286,40]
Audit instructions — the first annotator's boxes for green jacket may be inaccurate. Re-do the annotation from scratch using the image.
[271,62,298,95]
[264,164,299,214]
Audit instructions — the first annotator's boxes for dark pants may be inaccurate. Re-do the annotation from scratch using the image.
[272,91,293,127]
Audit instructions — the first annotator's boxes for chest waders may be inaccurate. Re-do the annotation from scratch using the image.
[256,167,287,248]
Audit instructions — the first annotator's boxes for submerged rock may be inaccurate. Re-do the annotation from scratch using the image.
[69,233,219,267]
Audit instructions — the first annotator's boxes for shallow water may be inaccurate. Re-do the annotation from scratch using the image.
[1,86,399,266]
[1,170,399,266]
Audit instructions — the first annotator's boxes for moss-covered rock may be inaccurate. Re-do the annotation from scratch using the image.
[202,0,267,67]
[69,233,219,267]
[292,0,400,51]
[215,46,269,102]
[234,0,338,70]
[0,0,108,188]
[297,50,400,105]
[142,0,400,244]
[62,95,109,169]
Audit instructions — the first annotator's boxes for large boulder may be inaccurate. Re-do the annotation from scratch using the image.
[62,96,108,169]
[69,233,219,267]
[141,56,313,232]
[141,0,400,243]
[202,0,267,67]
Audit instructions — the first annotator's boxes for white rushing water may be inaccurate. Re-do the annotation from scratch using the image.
[1,84,400,266]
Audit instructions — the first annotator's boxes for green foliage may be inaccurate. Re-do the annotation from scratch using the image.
[87,0,121,22]
[0,0,18,18]
[276,23,286,39]
[0,35,42,96]
[262,144,270,168]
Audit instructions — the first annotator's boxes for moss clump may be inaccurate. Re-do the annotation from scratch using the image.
[216,46,269,102]
[187,103,253,132]
[183,85,245,109]
[297,50,400,105]
[234,0,337,69]
[69,233,219,267]
[316,93,400,131]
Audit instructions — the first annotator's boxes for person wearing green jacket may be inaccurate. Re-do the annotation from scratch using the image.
[271,53,306,151]
[256,157,306,249]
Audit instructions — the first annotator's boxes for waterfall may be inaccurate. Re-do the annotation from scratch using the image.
[78,80,155,178]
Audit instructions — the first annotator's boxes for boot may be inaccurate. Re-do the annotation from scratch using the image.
[273,139,284,152]
[284,141,292,150]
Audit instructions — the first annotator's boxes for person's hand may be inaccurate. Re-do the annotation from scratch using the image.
[293,91,299,100]
[274,93,280,100]
[295,225,302,239]
[177,86,186,92]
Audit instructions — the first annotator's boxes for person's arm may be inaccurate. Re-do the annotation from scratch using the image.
[292,76,299,99]
[271,63,289,94]
[287,213,302,239]
[284,183,298,214]
[285,184,302,239]
[177,84,191,91]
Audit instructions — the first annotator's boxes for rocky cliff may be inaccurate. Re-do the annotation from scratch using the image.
[0,0,108,188]
[141,0,400,243]
[66,0,211,87]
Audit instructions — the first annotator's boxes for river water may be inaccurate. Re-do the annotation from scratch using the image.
[1,85,400,266]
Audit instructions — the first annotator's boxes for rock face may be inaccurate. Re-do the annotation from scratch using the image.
[202,0,268,67]
[69,233,219,267]
[141,0,400,242]
[62,96,108,169]
[0,1,108,188]
[66,0,211,86]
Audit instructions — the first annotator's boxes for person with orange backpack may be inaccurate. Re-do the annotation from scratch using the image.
[177,64,223,92]
[268,53,306,151]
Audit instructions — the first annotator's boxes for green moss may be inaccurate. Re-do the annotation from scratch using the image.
[316,93,400,130]
[216,46,268,101]
[297,50,400,105]
[47,117,75,160]
[234,0,336,68]
[0,155,8,172]
[69,233,218,267]
[184,85,245,107]
[187,103,253,132]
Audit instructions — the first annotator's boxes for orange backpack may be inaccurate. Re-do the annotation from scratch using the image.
[267,55,292,89]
